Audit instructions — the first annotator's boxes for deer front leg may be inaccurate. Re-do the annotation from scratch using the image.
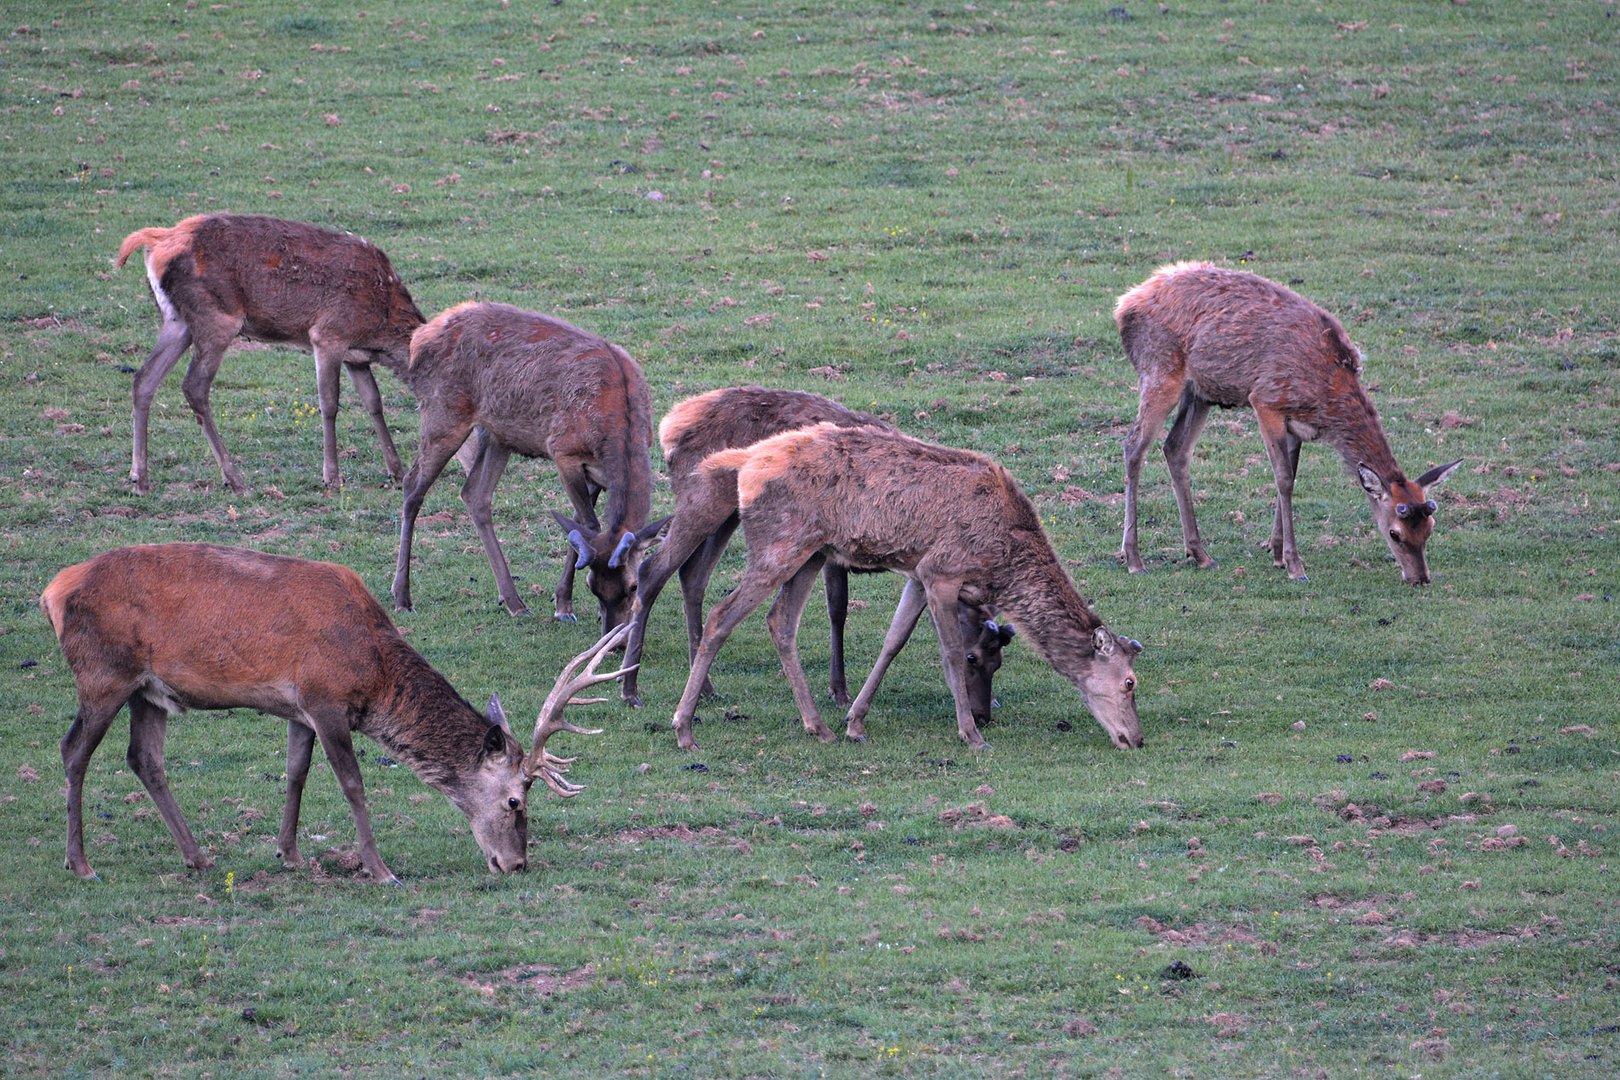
[823,565,852,706]
[392,419,474,611]
[844,576,928,741]
[1252,402,1308,579]
[1120,374,1186,573]
[1269,431,1302,567]
[460,441,528,616]
[312,717,398,884]
[1162,391,1216,569]
[920,575,988,749]
[343,359,405,483]
[276,721,317,869]
[311,337,347,491]
[764,555,834,742]
[126,698,211,871]
[622,505,733,705]
[552,461,603,623]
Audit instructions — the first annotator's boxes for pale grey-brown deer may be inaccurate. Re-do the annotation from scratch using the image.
[41,543,622,882]
[621,386,1015,725]
[390,301,666,628]
[1116,262,1461,584]
[115,214,425,494]
[670,424,1143,751]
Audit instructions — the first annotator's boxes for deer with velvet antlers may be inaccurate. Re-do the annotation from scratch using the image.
[41,543,627,882]
[390,301,666,629]
[115,214,426,494]
[621,386,1015,725]
[670,424,1143,751]
[1116,262,1461,584]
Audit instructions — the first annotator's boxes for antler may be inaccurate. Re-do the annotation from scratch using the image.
[526,622,636,798]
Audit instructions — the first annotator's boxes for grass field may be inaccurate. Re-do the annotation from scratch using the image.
[1,2,1616,1076]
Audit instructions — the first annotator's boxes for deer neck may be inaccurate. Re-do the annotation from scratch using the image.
[992,547,1104,680]
[363,645,492,792]
[1324,388,1403,484]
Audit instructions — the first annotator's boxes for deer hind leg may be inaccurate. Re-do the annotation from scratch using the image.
[60,694,127,879]
[343,358,404,484]
[1251,402,1308,579]
[311,714,397,884]
[1269,431,1302,568]
[178,313,249,493]
[276,721,317,869]
[392,416,475,611]
[764,554,835,742]
[1162,390,1217,568]
[672,545,811,750]
[823,565,852,706]
[552,461,603,623]
[1120,364,1189,572]
[459,440,528,615]
[843,576,929,741]
[130,318,193,494]
[126,696,212,871]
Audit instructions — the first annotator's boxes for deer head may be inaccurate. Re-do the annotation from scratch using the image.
[554,513,672,635]
[1075,628,1144,749]
[1357,460,1462,585]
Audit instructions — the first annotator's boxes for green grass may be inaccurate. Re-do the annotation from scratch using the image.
[2,1,1617,1076]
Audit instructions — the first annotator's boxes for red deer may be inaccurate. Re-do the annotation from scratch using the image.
[389,301,666,629]
[621,386,1015,723]
[115,214,425,494]
[1115,262,1462,584]
[670,425,1143,751]
[40,543,623,882]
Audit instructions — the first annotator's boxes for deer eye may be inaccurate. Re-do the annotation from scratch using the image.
[1124,677,1136,693]
[1388,529,1402,542]
[508,796,522,811]
[966,653,979,665]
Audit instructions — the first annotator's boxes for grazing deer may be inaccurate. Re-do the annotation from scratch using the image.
[1115,262,1462,584]
[621,386,1014,722]
[390,301,666,628]
[115,214,425,494]
[670,425,1143,751]
[40,543,623,882]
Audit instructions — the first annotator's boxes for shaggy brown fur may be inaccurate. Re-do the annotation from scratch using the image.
[670,425,1143,751]
[621,386,1012,726]
[42,544,536,882]
[391,302,661,627]
[1115,262,1460,584]
[116,214,425,493]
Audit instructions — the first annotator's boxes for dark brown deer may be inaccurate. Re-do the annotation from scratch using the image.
[621,386,1014,721]
[670,425,1143,751]
[1116,262,1462,584]
[40,543,623,882]
[390,301,666,628]
[115,214,426,494]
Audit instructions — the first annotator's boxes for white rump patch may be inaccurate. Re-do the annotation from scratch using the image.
[145,257,180,325]
[138,674,185,717]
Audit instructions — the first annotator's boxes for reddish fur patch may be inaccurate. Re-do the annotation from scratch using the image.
[409,300,483,367]
[115,215,207,280]
[657,387,729,457]
[698,425,831,508]
[1113,260,1213,327]
[39,561,93,638]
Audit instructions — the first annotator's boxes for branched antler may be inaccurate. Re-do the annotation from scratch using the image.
[526,622,636,797]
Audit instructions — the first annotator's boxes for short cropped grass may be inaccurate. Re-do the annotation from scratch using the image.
[1,2,1615,1077]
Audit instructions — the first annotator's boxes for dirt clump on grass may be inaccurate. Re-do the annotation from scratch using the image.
[459,963,596,999]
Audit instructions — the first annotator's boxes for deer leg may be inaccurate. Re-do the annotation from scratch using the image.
[823,565,852,707]
[764,554,835,742]
[844,576,929,741]
[552,462,603,623]
[622,501,736,706]
[1120,370,1187,573]
[129,318,193,494]
[672,551,808,751]
[125,696,212,871]
[392,419,475,611]
[310,337,348,490]
[276,721,317,869]
[918,575,988,749]
[1252,402,1308,579]
[178,318,248,494]
[60,694,127,879]
[676,522,738,701]
[1162,390,1216,568]
[343,359,404,484]
[460,440,528,615]
[311,716,397,884]
[1269,432,1302,567]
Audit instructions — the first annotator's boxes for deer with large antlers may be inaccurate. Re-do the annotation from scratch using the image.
[391,301,666,628]
[115,214,426,494]
[670,424,1144,751]
[1116,262,1461,584]
[40,543,622,882]
[621,386,1015,722]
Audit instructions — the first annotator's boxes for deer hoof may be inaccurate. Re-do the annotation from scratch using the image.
[554,612,578,624]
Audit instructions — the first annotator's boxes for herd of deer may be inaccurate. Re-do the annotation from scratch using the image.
[40,214,1460,880]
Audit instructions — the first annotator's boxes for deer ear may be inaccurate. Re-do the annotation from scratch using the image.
[1091,626,1116,658]
[486,693,510,732]
[481,717,510,760]
[1356,463,1387,498]
[1416,459,1462,490]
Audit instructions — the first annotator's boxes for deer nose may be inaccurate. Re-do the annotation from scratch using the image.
[1118,732,1145,749]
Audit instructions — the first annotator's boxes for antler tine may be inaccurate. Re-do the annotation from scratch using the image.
[526,623,638,797]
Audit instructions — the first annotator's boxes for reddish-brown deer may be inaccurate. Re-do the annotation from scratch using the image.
[1115,262,1461,584]
[41,543,623,882]
[670,424,1143,751]
[390,301,666,629]
[621,386,1014,722]
[115,214,426,494]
